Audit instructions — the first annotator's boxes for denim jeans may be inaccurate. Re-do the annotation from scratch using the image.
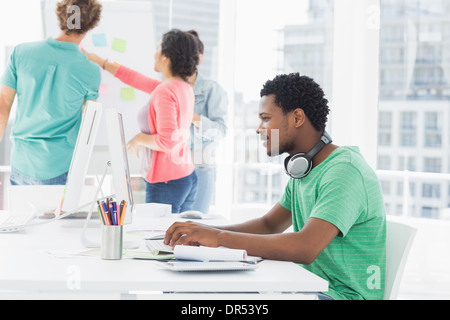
[10,168,68,186]
[145,171,198,214]
[191,167,216,214]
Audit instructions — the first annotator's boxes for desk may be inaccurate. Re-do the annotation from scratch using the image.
[0,210,328,300]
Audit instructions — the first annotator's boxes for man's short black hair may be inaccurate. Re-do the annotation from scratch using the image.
[260,73,330,132]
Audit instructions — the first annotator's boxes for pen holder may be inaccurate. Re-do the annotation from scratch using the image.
[101,225,123,260]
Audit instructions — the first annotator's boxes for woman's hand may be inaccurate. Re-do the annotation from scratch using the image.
[80,48,105,66]
[127,133,145,158]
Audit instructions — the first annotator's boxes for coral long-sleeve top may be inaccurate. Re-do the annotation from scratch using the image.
[114,65,195,183]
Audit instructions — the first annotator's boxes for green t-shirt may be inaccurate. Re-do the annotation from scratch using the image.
[279,147,386,300]
[1,38,100,180]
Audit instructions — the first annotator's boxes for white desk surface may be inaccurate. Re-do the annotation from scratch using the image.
[0,210,328,298]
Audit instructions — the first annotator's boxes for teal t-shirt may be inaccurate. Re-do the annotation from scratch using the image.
[1,38,100,180]
[279,147,386,300]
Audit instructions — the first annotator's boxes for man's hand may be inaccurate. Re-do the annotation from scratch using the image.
[164,221,223,248]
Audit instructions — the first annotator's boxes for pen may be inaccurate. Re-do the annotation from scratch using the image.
[120,201,127,226]
[119,200,124,223]
[102,201,111,225]
[108,199,116,225]
[112,201,118,226]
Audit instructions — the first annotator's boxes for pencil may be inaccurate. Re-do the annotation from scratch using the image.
[97,206,105,225]
[97,200,107,225]
[120,201,127,225]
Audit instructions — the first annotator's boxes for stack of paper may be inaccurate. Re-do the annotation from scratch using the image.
[174,246,248,262]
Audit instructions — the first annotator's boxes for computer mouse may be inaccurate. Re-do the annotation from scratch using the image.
[179,210,203,219]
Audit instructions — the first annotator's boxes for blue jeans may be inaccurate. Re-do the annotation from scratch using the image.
[191,167,216,214]
[10,168,68,186]
[145,171,198,214]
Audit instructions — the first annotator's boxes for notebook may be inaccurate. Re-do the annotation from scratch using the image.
[157,261,259,272]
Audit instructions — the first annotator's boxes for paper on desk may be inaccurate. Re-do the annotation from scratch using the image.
[44,249,99,259]
[174,246,248,262]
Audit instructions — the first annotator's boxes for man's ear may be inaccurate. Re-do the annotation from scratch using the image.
[292,108,305,128]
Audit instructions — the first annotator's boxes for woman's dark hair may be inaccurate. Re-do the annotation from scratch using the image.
[161,29,199,81]
[260,73,330,132]
[186,29,204,55]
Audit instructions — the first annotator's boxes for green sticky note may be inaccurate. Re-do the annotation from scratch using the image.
[121,87,136,101]
[112,38,127,53]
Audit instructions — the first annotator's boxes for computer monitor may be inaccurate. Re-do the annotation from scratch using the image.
[59,102,134,224]
[104,107,134,225]
[59,101,103,215]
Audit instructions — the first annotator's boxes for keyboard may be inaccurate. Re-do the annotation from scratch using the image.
[145,239,174,255]
[0,212,35,233]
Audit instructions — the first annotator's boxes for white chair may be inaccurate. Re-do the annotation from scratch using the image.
[7,185,65,211]
[7,185,97,212]
[384,219,417,300]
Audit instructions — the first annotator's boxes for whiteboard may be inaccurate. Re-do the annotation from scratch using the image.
[43,0,158,147]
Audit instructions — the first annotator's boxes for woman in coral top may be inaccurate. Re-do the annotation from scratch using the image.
[84,29,199,213]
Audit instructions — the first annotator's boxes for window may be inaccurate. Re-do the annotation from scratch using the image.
[421,206,440,219]
[401,112,416,130]
[422,183,441,199]
[424,112,442,148]
[378,155,391,170]
[225,0,334,212]
[378,0,450,220]
[380,180,391,196]
[398,156,416,171]
[424,158,442,173]
[378,111,392,146]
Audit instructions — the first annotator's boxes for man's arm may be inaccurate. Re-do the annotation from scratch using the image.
[164,203,340,265]
[0,85,16,142]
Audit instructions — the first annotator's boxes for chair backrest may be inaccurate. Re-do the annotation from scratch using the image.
[384,219,417,300]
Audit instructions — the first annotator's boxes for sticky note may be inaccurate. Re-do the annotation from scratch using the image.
[92,34,107,47]
[112,38,127,53]
[121,87,136,101]
[99,83,108,96]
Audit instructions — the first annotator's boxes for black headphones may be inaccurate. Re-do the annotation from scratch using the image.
[284,131,333,179]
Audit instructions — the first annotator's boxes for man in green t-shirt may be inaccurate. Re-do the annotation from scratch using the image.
[163,73,386,300]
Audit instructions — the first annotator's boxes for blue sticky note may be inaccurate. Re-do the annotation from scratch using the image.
[92,34,107,47]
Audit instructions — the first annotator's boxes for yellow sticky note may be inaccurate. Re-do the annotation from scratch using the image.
[112,38,127,53]
[121,87,136,101]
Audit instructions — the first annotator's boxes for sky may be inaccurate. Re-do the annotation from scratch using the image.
[234,0,309,102]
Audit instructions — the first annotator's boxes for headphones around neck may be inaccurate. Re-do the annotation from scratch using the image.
[284,131,333,179]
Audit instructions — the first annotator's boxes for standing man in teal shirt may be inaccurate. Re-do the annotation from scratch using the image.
[0,0,102,185]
